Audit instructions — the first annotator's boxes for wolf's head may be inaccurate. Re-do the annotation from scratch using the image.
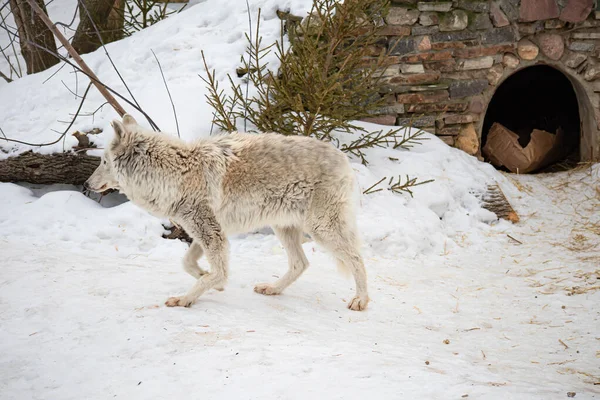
[84,114,140,193]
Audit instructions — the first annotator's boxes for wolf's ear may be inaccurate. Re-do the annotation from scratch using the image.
[122,114,138,126]
[110,119,127,140]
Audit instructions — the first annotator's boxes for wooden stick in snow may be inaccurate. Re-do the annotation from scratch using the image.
[24,0,127,117]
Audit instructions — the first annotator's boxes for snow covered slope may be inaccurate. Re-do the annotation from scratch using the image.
[0,0,312,156]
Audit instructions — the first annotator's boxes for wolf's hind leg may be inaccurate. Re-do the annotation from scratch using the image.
[308,205,369,311]
[254,225,309,295]
[182,241,224,291]
[182,242,206,279]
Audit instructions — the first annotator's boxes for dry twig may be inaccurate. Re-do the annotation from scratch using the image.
[1,82,92,147]
[507,234,523,245]
[151,49,179,137]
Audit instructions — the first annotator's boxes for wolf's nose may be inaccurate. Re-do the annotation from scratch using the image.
[83,181,90,190]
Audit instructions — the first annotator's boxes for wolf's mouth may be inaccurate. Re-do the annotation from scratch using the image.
[89,184,108,193]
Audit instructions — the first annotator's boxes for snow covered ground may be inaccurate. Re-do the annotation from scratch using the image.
[0,0,599,398]
[1,149,598,399]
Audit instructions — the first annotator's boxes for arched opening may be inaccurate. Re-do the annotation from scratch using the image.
[481,65,581,172]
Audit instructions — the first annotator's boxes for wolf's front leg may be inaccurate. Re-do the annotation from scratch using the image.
[166,211,229,307]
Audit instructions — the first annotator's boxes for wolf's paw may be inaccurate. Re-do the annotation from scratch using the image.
[165,296,194,307]
[253,283,281,295]
[347,295,369,311]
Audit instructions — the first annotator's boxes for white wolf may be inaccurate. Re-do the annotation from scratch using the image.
[85,115,369,311]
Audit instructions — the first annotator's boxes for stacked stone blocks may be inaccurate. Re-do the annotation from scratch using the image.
[360,0,600,156]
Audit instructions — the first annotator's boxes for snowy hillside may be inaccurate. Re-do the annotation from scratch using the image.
[0,0,312,156]
[0,0,599,399]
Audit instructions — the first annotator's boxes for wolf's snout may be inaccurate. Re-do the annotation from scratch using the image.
[83,181,90,190]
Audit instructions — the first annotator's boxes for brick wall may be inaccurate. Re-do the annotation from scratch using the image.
[359,0,600,159]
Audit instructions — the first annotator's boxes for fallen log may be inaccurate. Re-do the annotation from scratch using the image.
[0,151,100,185]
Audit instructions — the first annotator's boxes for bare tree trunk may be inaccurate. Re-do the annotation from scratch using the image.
[105,0,125,43]
[9,0,59,74]
[71,0,124,55]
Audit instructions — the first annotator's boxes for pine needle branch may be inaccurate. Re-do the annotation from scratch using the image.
[389,175,435,197]
[363,176,385,194]
[364,175,435,197]
[393,128,429,150]
[201,0,412,165]
[199,50,237,132]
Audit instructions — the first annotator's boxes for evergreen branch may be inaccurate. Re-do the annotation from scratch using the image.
[388,175,435,198]
[363,175,435,197]
[362,176,385,194]
[393,127,429,150]
[199,50,237,132]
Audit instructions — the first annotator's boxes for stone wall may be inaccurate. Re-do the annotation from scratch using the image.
[361,0,600,159]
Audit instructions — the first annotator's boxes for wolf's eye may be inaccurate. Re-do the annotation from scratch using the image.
[103,159,107,165]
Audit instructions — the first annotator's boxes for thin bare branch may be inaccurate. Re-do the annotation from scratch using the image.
[2,20,161,131]
[62,79,84,98]
[78,101,109,118]
[24,0,127,116]
[0,69,12,82]
[151,49,179,137]
[0,81,92,147]
[0,6,23,78]
[54,3,79,32]
[42,61,66,83]
[76,0,152,129]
